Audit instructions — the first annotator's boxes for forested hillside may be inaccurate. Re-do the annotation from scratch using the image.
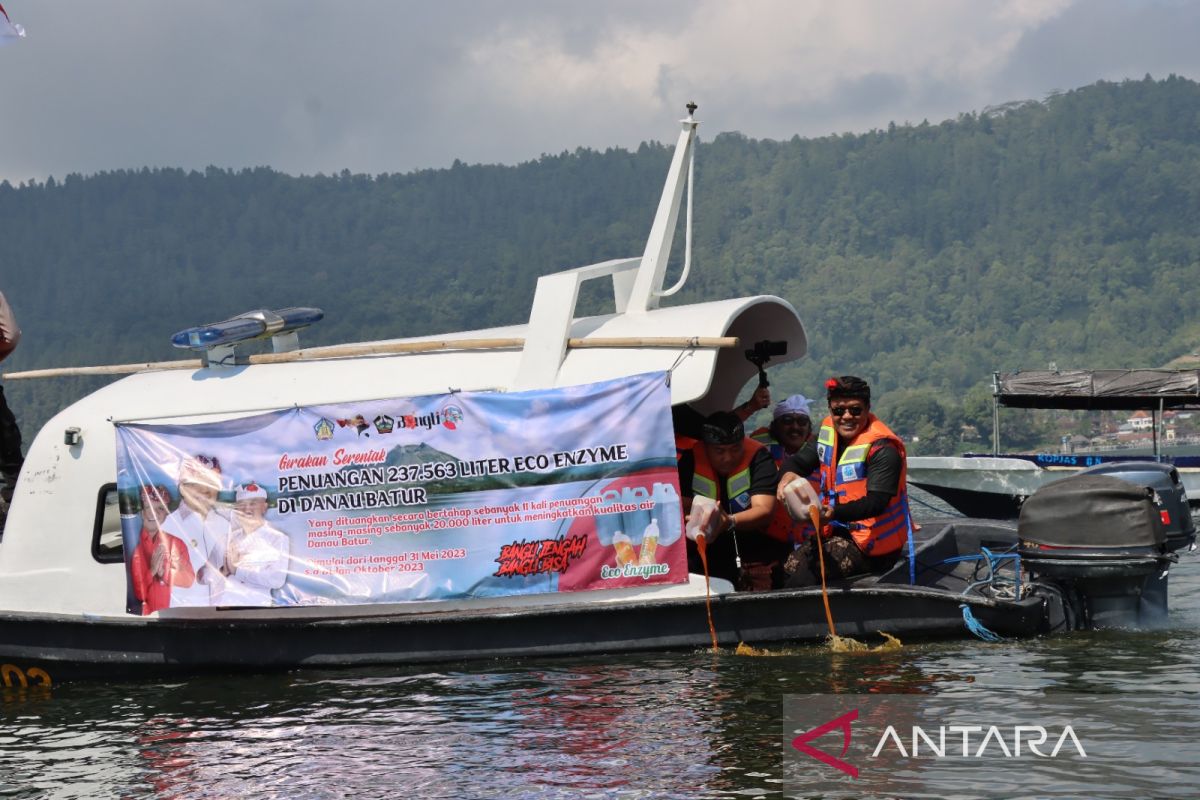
[3,75,1200,453]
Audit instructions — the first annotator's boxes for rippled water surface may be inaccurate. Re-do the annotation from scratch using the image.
[2,501,1199,799]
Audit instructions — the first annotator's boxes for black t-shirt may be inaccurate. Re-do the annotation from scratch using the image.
[678,443,784,583]
[781,437,902,522]
[672,403,707,442]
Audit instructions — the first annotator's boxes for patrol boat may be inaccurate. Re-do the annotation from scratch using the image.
[0,109,1191,684]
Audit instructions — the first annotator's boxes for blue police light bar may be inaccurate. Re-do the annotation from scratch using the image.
[171,307,324,351]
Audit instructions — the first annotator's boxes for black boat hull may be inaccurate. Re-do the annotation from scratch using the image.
[0,587,1043,684]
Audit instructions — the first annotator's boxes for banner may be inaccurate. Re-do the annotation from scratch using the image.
[114,372,686,614]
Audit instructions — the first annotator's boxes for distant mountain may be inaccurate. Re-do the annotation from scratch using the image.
[4,75,1200,454]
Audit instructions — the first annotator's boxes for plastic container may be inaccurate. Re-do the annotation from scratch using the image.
[621,485,652,545]
[650,482,683,545]
[638,519,660,565]
[685,495,720,541]
[783,478,820,523]
[593,488,624,546]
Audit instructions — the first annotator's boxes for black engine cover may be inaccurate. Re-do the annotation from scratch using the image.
[1019,473,1165,552]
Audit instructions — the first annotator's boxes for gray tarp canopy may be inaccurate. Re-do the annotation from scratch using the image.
[996,370,1200,410]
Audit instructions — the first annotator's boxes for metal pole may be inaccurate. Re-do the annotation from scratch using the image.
[992,372,1001,456]
[1155,398,1163,459]
[3,336,740,380]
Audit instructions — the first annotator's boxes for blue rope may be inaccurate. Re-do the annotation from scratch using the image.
[941,546,1022,598]
[904,502,916,586]
[960,603,1003,642]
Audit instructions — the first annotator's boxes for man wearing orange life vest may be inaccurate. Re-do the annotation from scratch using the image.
[678,411,781,586]
[750,394,821,546]
[776,376,912,587]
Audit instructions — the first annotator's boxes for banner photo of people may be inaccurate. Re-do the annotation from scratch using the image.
[113,371,686,614]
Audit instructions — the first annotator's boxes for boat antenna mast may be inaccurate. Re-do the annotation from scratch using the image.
[625,102,700,313]
[992,371,1001,456]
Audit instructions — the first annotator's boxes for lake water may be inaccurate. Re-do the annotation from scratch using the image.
[2,493,1199,799]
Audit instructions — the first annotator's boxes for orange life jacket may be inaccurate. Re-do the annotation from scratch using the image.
[676,431,700,462]
[751,426,818,546]
[690,437,765,513]
[816,414,911,556]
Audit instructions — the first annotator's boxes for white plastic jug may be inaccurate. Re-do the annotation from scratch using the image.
[621,485,652,544]
[783,478,821,523]
[650,481,683,545]
[593,487,624,546]
[685,495,720,541]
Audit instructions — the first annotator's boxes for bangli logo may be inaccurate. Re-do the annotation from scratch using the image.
[395,410,456,432]
[441,404,464,430]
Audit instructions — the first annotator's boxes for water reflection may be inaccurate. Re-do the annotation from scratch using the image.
[2,616,1198,799]
[1,547,1198,796]
[0,650,967,798]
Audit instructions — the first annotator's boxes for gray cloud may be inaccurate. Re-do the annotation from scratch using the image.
[995,0,1200,95]
[1,1,1199,183]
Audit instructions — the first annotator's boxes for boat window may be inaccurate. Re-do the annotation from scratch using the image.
[91,484,125,564]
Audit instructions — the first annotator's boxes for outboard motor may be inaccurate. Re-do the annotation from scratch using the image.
[1018,472,1176,629]
[1078,461,1195,554]
[1078,462,1194,624]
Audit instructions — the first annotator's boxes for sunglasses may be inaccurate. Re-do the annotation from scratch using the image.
[140,486,170,505]
[829,405,866,418]
[776,414,811,426]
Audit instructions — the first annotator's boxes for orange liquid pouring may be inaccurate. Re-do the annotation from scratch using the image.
[696,534,719,652]
[811,506,838,640]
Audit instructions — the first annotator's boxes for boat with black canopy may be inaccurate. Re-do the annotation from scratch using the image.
[908,369,1200,518]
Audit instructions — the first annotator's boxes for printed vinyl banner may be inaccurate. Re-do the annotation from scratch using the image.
[114,372,686,614]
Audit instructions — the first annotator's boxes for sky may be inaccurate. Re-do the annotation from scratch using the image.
[2,0,1200,183]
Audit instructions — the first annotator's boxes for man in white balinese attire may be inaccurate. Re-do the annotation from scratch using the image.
[163,454,232,606]
[214,482,290,606]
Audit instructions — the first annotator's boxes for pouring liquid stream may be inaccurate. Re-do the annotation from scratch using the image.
[695,533,719,652]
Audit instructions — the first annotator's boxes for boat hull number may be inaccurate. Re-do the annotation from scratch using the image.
[1,663,52,688]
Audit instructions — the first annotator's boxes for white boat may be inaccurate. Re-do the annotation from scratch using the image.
[0,107,813,682]
[0,111,1184,684]
[908,370,1200,518]
[907,455,1087,518]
